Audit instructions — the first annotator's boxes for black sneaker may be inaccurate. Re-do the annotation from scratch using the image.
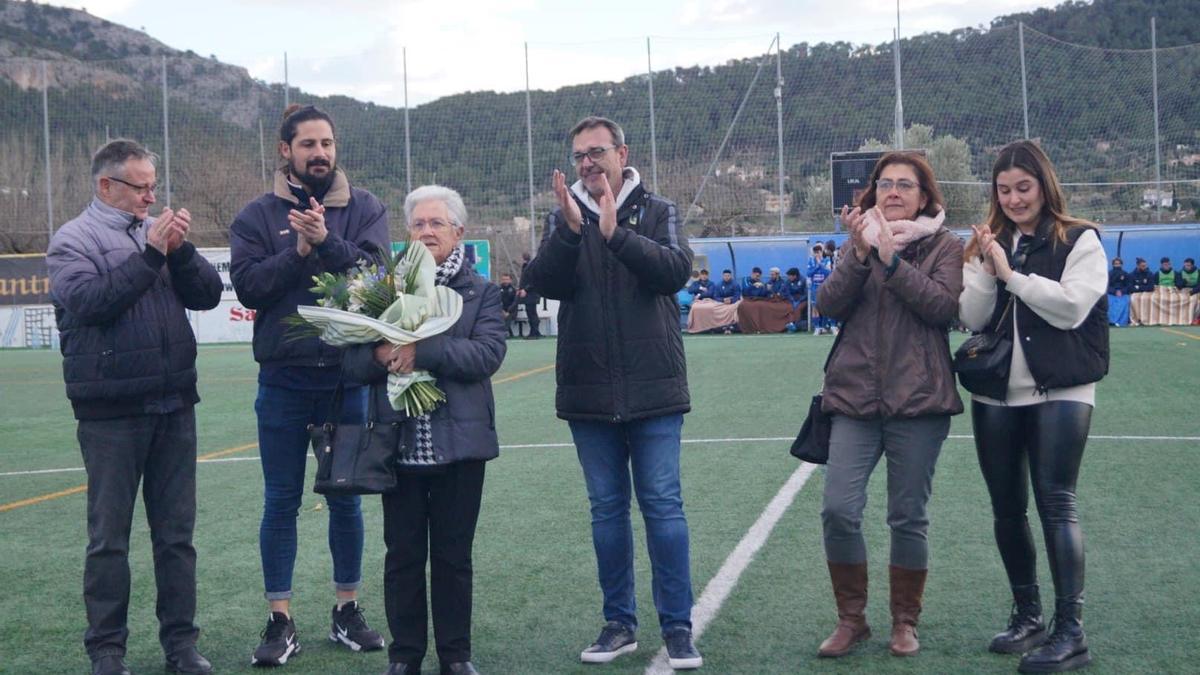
[580,621,638,663]
[664,626,703,670]
[329,600,385,652]
[252,611,301,667]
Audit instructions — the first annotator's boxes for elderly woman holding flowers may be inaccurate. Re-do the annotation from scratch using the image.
[341,185,506,675]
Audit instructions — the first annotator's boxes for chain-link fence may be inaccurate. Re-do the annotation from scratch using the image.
[2,23,1198,277]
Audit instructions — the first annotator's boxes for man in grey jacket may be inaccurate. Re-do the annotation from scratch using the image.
[46,139,222,675]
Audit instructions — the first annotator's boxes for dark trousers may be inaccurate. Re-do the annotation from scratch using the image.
[971,400,1091,600]
[523,300,541,336]
[78,408,200,660]
[382,461,486,667]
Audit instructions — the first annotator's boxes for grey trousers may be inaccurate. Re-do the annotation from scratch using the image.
[78,408,200,660]
[821,414,950,569]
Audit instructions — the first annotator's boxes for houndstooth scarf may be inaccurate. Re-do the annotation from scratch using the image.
[400,244,464,467]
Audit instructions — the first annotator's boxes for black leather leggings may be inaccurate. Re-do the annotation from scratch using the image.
[971,400,1091,601]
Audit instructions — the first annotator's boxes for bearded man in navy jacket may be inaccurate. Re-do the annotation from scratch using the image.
[229,104,389,666]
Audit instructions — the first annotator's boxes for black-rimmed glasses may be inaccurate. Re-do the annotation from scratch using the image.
[570,145,617,166]
[106,176,157,196]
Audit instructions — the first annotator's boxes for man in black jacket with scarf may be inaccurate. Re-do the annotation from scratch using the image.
[523,116,702,670]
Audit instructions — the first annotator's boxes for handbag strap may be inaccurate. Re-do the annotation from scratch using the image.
[990,294,1016,336]
[817,316,848,394]
[323,379,382,428]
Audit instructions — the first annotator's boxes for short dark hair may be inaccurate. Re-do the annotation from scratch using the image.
[722,269,732,275]
[751,267,762,274]
[91,138,157,183]
[1186,258,1196,265]
[280,104,336,144]
[1161,257,1171,263]
[787,267,800,277]
[569,116,625,147]
[1113,257,1123,265]
[700,269,709,275]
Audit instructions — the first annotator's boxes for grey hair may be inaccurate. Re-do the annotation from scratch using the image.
[404,184,467,228]
[569,116,625,147]
[91,138,157,185]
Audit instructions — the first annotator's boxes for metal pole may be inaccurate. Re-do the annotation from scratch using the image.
[893,27,904,149]
[524,42,537,254]
[258,117,268,191]
[161,55,171,208]
[775,33,785,234]
[41,61,53,237]
[1019,22,1030,139]
[403,47,412,195]
[646,37,659,193]
[283,52,289,109]
[1151,17,1163,221]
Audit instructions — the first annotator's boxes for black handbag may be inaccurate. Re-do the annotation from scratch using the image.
[309,384,399,495]
[953,296,1015,400]
[790,323,845,465]
[790,393,832,464]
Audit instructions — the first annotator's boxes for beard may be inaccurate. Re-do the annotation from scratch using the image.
[291,157,335,193]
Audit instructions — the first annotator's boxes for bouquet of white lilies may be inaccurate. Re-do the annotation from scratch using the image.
[293,241,462,416]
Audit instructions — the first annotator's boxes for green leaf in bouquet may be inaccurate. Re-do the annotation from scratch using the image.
[309,272,350,310]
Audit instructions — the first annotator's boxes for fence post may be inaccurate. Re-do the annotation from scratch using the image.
[525,42,537,255]
[647,37,659,194]
[893,28,904,149]
[258,117,267,191]
[1151,17,1162,222]
[161,55,171,208]
[403,46,412,195]
[1019,22,1030,139]
[42,61,53,237]
[775,33,785,235]
[283,52,289,110]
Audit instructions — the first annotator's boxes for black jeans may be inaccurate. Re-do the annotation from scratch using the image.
[78,408,200,660]
[971,400,1090,601]
[523,300,541,336]
[382,461,486,667]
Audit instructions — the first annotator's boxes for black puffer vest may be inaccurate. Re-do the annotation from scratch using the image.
[988,219,1109,392]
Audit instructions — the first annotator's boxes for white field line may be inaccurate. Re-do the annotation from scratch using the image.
[644,461,819,675]
[2,433,1196,479]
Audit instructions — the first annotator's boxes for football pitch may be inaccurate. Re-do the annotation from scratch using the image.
[1,327,1198,674]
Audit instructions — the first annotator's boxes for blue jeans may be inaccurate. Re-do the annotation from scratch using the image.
[255,384,367,600]
[568,413,693,633]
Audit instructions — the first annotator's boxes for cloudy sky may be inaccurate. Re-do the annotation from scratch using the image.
[45,0,1060,106]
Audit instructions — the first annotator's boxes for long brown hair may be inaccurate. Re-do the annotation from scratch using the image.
[856,151,944,219]
[965,140,1095,260]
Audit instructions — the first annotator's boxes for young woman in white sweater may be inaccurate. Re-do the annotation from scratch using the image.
[959,141,1108,674]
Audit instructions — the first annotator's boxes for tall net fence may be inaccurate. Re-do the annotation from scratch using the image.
[2,24,1199,275]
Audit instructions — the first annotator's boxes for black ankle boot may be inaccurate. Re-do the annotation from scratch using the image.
[1018,599,1091,673]
[989,584,1046,654]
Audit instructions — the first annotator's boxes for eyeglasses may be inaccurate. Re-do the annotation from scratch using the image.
[570,145,617,166]
[408,218,454,232]
[106,176,157,196]
[875,179,919,193]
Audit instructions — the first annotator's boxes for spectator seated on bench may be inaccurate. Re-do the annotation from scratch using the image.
[737,267,799,334]
[688,269,741,333]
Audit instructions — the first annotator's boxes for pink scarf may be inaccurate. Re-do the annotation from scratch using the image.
[861,207,945,252]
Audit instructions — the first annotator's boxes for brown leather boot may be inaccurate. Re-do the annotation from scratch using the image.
[889,565,927,656]
[817,561,871,657]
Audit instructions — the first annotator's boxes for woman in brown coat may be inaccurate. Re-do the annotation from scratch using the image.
[815,151,964,659]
